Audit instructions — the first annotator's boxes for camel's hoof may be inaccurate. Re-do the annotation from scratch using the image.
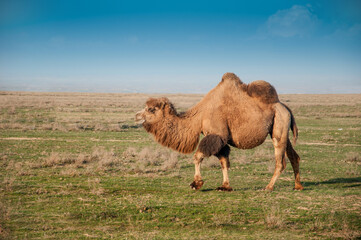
[190,180,204,190]
[293,185,304,191]
[216,186,233,192]
[263,187,273,192]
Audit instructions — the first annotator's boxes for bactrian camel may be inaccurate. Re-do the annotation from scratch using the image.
[135,73,303,191]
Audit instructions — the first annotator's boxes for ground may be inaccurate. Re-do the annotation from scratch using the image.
[0,92,360,239]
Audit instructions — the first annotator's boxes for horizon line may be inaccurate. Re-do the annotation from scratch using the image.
[1,89,360,95]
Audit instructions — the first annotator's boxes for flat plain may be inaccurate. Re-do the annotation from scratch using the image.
[0,91,360,239]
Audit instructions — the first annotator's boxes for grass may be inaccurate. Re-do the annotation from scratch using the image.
[0,92,360,239]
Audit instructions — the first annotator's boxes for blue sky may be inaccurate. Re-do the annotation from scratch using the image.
[0,0,360,93]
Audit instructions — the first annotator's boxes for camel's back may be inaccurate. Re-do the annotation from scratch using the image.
[219,73,279,104]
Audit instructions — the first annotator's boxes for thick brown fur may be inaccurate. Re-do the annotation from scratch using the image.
[198,134,225,157]
[141,98,201,154]
[136,72,302,191]
[215,145,231,164]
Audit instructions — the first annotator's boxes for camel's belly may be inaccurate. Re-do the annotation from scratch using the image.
[229,130,268,149]
[228,114,272,150]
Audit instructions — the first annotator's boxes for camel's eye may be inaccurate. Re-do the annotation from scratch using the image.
[147,107,156,113]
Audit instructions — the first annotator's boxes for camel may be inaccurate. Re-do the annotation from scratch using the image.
[135,73,303,191]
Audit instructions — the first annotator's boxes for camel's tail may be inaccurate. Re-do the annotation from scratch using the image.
[281,103,298,145]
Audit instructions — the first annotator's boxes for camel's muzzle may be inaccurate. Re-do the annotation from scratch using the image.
[135,110,145,124]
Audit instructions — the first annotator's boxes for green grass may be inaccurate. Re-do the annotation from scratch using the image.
[1,93,361,239]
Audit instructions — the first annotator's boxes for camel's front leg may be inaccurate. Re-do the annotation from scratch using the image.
[190,151,204,190]
[215,145,232,191]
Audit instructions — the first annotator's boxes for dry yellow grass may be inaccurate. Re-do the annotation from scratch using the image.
[0,91,204,132]
[1,91,360,132]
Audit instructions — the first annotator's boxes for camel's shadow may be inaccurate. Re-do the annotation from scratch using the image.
[200,177,361,192]
[303,177,361,189]
[200,189,215,192]
[200,187,262,192]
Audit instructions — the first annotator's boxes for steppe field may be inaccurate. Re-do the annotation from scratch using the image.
[0,91,360,239]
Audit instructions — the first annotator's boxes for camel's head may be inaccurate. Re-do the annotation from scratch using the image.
[135,97,176,125]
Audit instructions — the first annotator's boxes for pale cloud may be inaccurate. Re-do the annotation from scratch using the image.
[265,5,318,38]
[331,23,361,38]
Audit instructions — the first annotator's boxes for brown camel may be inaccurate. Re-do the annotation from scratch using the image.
[135,73,303,191]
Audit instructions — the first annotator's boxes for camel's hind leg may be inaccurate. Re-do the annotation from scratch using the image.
[286,138,304,190]
[215,145,232,191]
[265,104,289,191]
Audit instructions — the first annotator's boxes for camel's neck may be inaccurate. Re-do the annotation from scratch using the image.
[144,108,202,154]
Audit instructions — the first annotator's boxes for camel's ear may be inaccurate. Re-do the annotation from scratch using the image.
[146,98,157,107]
[159,97,169,110]
[158,97,177,114]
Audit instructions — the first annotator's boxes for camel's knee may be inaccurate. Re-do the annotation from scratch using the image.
[280,157,287,172]
[198,134,226,157]
[274,157,286,172]
[219,157,230,169]
[193,151,204,164]
[286,139,300,165]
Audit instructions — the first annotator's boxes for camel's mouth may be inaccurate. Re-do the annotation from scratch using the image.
[135,119,145,124]
[135,110,145,124]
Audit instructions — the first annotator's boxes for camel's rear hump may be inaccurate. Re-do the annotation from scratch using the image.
[246,80,279,104]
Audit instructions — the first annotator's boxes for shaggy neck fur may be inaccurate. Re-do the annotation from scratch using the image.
[143,107,202,154]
